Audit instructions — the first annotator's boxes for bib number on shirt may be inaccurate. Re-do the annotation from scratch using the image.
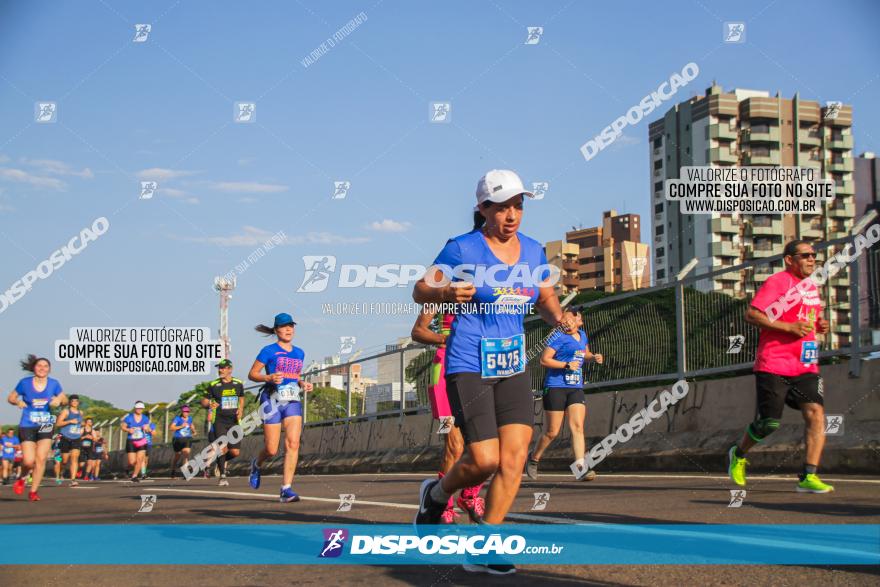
[276,382,301,402]
[221,396,239,410]
[800,341,818,365]
[69,425,81,436]
[131,428,144,440]
[480,334,525,379]
[179,426,191,437]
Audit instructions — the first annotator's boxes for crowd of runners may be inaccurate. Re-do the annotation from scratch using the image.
[1,169,839,574]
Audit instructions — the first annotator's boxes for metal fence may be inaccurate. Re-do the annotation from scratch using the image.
[525,230,875,391]
[91,230,877,445]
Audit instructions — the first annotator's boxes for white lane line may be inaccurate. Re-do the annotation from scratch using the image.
[150,487,419,510]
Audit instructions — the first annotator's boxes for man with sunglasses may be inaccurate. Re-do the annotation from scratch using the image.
[727,240,833,493]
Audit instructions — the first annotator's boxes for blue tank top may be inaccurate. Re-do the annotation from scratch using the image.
[60,409,83,439]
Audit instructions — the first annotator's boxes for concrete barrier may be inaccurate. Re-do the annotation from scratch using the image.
[108,361,880,477]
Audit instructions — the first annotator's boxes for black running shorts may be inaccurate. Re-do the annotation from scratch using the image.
[59,437,82,453]
[755,371,824,420]
[446,371,534,444]
[542,387,586,412]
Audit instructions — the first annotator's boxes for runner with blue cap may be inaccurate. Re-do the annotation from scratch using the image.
[248,312,314,502]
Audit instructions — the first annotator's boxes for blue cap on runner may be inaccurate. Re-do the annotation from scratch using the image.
[274,313,297,328]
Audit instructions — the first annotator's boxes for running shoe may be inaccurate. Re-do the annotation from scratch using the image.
[13,478,25,495]
[249,458,261,489]
[414,478,446,525]
[70,480,79,487]
[728,445,748,487]
[279,487,300,503]
[579,470,597,482]
[462,563,516,575]
[170,470,177,480]
[55,478,62,486]
[797,474,834,494]
[28,491,40,502]
[456,486,485,523]
[218,476,229,487]
[525,456,539,481]
[440,506,458,524]
[130,476,140,483]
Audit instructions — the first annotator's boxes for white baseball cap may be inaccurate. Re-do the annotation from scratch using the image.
[474,169,535,211]
[134,401,145,409]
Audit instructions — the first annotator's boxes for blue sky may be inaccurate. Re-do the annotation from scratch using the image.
[1,0,878,422]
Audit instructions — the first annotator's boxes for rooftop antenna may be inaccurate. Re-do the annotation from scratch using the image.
[213,276,236,360]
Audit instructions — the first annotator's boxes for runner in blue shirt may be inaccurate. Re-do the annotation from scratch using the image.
[56,394,85,487]
[411,170,574,575]
[170,405,197,479]
[247,312,314,502]
[527,306,605,481]
[120,401,151,483]
[6,355,67,501]
[1,428,20,485]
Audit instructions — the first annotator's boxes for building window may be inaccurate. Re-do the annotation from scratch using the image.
[654,181,663,192]
[654,160,663,170]
[656,247,665,257]
[656,225,664,236]
[657,269,665,279]
[653,137,661,148]
[685,124,690,131]
[686,147,690,154]
[655,203,663,213]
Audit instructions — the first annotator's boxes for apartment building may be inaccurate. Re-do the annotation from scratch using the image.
[545,210,650,294]
[649,84,855,345]
[856,152,880,333]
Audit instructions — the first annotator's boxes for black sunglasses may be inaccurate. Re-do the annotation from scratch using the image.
[793,252,817,259]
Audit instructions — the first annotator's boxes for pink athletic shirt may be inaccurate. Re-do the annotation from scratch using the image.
[750,269,823,377]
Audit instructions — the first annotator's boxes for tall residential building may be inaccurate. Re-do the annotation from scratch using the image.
[649,84,855,345]
[546,210,650,294]
[855,152,880,333]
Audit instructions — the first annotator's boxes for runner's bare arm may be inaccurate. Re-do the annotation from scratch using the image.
[535,285,571,329]
[50,392,66,408]
[540,347,567,369]
[413,268,475,304]
[745,306,811,336]
[411,310,445,346]
[585,345,603,364]
[6,390,25,408]
[55,409,71,427]
[248,360,276,384]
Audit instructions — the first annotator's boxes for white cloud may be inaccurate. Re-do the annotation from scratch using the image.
[136,167,200,181]
[212,181,288,193]
[179,226,368,247]
[162,188,189,197]
[0,168,66,190]
[368,219,412,232]
[20,158,93,179]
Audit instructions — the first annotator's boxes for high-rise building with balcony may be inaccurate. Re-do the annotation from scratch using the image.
[649,84,855,345]
[855,152,880,334]
[545,210,650,295]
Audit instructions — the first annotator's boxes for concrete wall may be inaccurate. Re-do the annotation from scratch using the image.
[109,361,880,476]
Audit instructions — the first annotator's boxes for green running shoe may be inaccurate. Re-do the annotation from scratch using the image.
[727,445,748,486]
[797,474,834,494]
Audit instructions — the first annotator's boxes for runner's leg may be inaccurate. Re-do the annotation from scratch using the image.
[566,404,586,463]
[281,416,302,487]
[31,439,51,492]
[531,410,564,462]
[259,423,281,467]
[483,424,531,525]
[802,402,826,469]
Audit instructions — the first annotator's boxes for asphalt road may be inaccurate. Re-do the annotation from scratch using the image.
[1,472,878,586]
